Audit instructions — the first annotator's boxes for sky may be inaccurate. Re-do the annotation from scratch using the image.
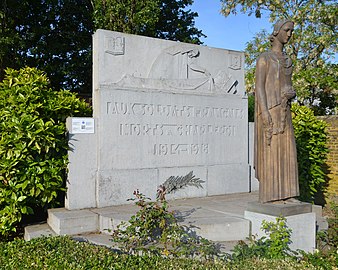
[191,0,337,63]
[191,0,272,51]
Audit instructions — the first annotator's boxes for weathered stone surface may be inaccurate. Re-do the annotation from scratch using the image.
[66,29,248,209]
[48,208,99,235]
[247,201,312,216]
[97,169,159,207]
[96,87,247,170]
[248,122,259,191]
[24,223,56,240]
[208,164,249,196]
[65,118,97,210]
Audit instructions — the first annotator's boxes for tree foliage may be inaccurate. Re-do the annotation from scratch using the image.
[220,0,338,115]
[92,0,205,44]
[0,0,94,96]
[0,67,91,236]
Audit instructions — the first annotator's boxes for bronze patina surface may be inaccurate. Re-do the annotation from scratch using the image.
[254,20,299,203]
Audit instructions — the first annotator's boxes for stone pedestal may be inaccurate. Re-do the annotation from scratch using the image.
[244,201,316,253]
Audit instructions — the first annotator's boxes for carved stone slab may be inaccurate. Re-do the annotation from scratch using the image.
[93,30,245,104]
[66,30,249,209]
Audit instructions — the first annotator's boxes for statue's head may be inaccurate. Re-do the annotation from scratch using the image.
[270,20,294,44]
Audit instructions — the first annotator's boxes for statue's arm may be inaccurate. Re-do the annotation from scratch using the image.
[255,55,272,127]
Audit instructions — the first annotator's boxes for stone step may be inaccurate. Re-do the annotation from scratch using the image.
[181,216,250,242]
[24,223,56,240]
[47,208,99,235]
[97,207,250,242]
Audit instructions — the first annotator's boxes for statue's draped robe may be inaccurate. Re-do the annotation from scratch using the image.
[254,51,299,203]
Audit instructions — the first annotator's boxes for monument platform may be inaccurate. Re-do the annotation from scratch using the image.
[25,192,325,253]
[245,200,316,252]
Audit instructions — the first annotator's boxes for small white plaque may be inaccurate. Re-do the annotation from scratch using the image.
[71,118,95,134]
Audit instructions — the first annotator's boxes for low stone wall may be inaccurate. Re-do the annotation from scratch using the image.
[318,116,338,197]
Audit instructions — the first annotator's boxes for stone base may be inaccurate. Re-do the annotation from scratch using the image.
[244,202,316,253]
[24,223,56,240]
[48,208,99,235]
[247,201,312,216]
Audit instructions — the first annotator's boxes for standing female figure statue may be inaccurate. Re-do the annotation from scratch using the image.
[254,20,299,203]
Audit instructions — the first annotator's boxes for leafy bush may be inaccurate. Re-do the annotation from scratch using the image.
[291,104,328,202]
[0,236,221,269]
[230,216,293,261]
[317,199,338,252]
[0,67,91,236]
[301,202,338,270]
[111,190,219,259]
[0,236,318,269]
[300,249,338,270]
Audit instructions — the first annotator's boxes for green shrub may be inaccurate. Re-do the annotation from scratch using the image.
[111,190,219,259]
[317,199,338,251]
[0,236,216,269]
[0,236,319,269]
[291,104,328,202]
[300,249,338,270]
[230,216,293,261]
[0,67,91,236]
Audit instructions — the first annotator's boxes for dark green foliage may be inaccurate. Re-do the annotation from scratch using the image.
[291,104,328,202]
[152,0,206,44]
[301,251,338,270]
[0,236,222,269]
[302,200,338,270]
[0,67,91,236]
[111,190,219,259]
[0,0,94,96]
[92,0,205,44]
[247,94,255,122]
[0,235,316,269]
[317,200,338,251]
[230,216,293,261]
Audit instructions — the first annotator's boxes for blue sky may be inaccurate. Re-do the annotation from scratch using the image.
[191,0,337,63]
[191,0,271,51]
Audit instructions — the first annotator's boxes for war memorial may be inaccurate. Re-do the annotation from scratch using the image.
[25,24,319,252]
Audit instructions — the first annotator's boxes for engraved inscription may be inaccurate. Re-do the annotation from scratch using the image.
[153,144,209,156]
[119,123,236,137]
[105,98,245,158]
[107,101,244,119]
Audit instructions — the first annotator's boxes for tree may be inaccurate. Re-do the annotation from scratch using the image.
[0,0,94,96]
[92,0,205,44]
[151,0,205,44]
[220,0,338,114]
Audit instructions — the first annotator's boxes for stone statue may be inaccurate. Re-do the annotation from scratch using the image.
[254,20,299,203]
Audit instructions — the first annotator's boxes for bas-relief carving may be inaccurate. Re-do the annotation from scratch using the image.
[104,36,125,55]
[229,53,242,70]
[104,40,241,94]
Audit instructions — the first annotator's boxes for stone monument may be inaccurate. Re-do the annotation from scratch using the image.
[45,29,250,235]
